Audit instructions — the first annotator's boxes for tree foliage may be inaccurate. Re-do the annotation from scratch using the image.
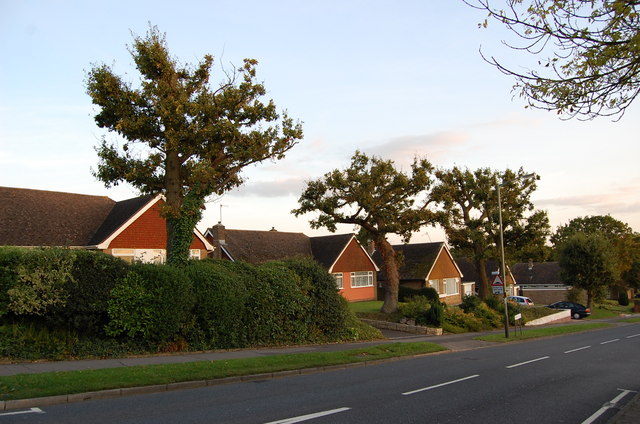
[558,232,619,308]
[431,166,550,298]
[466,0,640,119]
[292,151,437,313]
[552,214,640,288]
[86,25,303,264]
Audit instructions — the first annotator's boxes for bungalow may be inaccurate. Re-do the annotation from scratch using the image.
[0,186,213,262]
[455,258,519,297]
[373,242,465,305]
[204,224,379,302]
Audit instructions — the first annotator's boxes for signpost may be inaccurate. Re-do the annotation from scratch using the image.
[491,275,504,295]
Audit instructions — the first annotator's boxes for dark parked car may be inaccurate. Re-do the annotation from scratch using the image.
[547,301,591,319]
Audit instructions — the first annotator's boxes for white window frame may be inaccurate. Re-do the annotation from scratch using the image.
[189,249,201,260]
[111,249,166,264]
[428,279,440,293]
[333,273,344,290]
[443,277,459,296]
[350,271,373,288]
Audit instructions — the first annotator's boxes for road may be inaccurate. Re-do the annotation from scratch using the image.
[3,323,639,423]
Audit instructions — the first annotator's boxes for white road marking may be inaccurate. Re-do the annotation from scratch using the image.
[0,407,44,417]
[600,339,620,345]
[264,407,351,424]
[402,374,480,396]
[581,389,635,424]
[564,346,591,354]
[626,333,640,338]
[506,356,550,369]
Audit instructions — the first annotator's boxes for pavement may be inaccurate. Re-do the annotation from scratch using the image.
[0,321,638,423]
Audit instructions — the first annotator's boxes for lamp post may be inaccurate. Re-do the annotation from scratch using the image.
[498,173,535,339]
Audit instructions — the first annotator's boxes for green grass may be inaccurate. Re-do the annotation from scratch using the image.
[474,323,612,342]
[349,301,384,314]
[0,342,446,401]
[619,317,640,323]
[588,301,635,319]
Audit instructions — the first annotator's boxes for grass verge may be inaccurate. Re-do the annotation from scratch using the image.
[0,342,446,401]
[475,323,612,343]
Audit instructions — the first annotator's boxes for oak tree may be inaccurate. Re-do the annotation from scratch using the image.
[293,151,437,313]
[86,26,303,264]
[431,167,550,298]
[466,0,640,119]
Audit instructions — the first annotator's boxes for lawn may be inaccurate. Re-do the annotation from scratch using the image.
[349,301,384,314]
[475,323,612,342]
[588,300,635,319]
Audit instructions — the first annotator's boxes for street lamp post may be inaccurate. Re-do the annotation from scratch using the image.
[498,173,536,339]
[497,184,509,338]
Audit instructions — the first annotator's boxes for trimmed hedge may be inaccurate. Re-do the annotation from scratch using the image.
[0,247,372,358]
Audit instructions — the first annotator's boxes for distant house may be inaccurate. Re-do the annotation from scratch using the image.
[204,224,379,302]
[373,242,465,305]
[455,258,519,297]
[0,186,213,263]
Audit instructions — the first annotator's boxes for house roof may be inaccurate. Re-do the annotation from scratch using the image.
[0,186,115,247]
[512,261,563,286]
[309,233,355,270]
[221,229,312,264]
[374,242,455,281]
[454,258,500,283]
[0,186,213,251]
[89,195,155,245]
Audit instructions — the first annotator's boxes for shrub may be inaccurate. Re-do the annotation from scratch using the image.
[460,294,482,313]
[184,260,249,349]
[398,285,439,302]
[106,264,194,345]
[48,250,129,336]
[618,291,630,306]
[399,296,444,327]
[280,258,349,341]
[443,308,485,333]
[4,248,75,317]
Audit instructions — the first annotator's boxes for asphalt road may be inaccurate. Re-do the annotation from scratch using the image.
[3,323,639,423]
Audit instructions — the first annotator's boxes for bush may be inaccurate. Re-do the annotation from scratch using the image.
[183,260,249,349]
[460,294,482,313]
[106,264,194,345]
[48,250,129,336]
[443,308,485,333]
[398,285,439,302]
[280,258,349,341]
[399,296,444,327]
[618,291,630,306]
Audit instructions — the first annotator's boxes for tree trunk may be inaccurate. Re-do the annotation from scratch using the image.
[165,149,185,265]
[475,257,490,299]
[376,237,400,314]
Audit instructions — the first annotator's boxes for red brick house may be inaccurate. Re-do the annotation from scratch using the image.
[374,242,465,305]
[205,224,379,302]
[0,186,213,262]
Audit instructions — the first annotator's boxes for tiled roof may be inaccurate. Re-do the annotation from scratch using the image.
[222,229,313,264]
[455,257,501,283]
[310,233,354,269]
[373,242,445,281]
[89,195,155,245]
[0,186,115,246]
[512,262,563,286]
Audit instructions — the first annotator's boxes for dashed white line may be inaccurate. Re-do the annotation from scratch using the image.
[564,346,591,354]
[626,333,640,338]
[600,339,620,345]
[402,374,480,396]
[0,407,44,417]
[506,356,550,369]
[581,389,635,424]
[264,407,351,424]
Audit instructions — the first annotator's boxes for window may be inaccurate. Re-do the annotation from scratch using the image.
[111,249,165,264]
[189,249,201,260]
[428,279,440,293]
[350,271,373,288]
[443,278,459,296]
[333,273,344,290]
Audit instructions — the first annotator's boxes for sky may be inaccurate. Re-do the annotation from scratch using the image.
[1,0,639,243]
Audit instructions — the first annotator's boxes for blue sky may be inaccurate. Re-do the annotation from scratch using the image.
[1,0,639,242]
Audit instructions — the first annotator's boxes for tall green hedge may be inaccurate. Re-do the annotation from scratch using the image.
[0,247,373,358]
